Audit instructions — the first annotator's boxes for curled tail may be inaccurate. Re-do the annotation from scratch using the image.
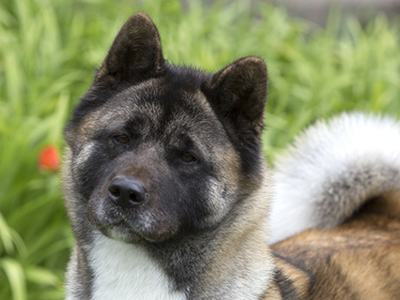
[269,112,400,244]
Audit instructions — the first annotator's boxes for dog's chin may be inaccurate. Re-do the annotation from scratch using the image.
[98,224,145,244]
[88,207,181,244]
[95,222,178,244]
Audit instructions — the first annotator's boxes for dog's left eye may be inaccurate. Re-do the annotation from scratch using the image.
[179,152,197,163]
[113,134,130,145]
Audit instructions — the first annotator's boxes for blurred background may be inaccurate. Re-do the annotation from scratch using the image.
[1,0,400,299]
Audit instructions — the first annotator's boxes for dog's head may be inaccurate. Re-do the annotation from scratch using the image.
[64,13,267,243]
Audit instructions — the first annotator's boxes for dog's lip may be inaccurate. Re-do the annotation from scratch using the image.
[88,206,124,229]
[87,195,181,243]
[89,218,121,232]
[93,218,178,243]
[88,213,147,239]
[94,221,156,243]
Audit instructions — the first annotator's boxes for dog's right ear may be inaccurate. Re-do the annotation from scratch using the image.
[95,13,164,84]
[202,56,267,138]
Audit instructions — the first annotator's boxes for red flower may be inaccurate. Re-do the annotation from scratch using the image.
[38,145,60,171]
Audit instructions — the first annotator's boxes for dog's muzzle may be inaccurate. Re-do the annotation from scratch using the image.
[108,176,147,208]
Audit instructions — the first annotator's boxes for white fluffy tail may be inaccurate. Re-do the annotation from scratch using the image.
[269,112,400,244]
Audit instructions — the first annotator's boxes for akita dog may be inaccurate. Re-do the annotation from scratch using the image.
[62,12,400,299]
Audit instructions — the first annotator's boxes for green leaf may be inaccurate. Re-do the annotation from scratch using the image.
[1,258,27,300]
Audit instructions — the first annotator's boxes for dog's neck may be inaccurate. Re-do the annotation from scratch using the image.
[88,233,186,300]
[87,231,275,300]
[85,188,276,300]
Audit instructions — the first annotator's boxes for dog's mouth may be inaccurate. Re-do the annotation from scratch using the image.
[97,221,141,243]
[87,193,181,243]
[92,216,181,244]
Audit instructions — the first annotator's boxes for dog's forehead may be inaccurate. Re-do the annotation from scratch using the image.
[100,79,165,128]
[82,78,221,137]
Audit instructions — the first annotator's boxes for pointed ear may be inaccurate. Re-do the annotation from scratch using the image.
[96,12,164,83]
[202,56,268,137]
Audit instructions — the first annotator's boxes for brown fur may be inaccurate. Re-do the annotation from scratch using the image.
[270,196,400,299]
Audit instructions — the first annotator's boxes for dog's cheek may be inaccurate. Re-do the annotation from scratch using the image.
[199,146,242,227]
[73,143,113,201]
[169,174,217,230]
[86,187,118,227]
[203,179,230,225]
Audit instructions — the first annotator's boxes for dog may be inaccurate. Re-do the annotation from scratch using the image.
[62,12,400,299]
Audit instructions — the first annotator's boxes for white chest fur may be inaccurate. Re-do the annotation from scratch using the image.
[89,234,186,300]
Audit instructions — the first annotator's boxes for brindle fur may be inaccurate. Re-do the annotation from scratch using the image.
[62,12,400,300]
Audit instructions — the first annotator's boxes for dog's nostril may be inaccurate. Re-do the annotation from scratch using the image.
[129,193,137,202]
[109,187,121,198]
[108,177,147,208]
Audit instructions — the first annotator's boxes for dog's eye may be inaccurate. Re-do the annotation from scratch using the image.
[179,152,197,163]
[113,134,130,145]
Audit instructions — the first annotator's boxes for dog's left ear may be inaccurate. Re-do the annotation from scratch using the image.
[95,12,164,84]
[202,56,267,137]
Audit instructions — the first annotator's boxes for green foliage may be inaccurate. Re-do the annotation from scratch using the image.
[0,0,399,298]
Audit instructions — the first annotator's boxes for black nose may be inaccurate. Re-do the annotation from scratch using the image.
[108,177,147,208]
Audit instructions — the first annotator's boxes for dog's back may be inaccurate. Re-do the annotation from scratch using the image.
[273,213,400,299]
[269,113,400,299]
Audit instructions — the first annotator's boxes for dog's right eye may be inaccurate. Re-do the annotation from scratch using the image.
[113,134,130,145]
[179,152,197,163]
